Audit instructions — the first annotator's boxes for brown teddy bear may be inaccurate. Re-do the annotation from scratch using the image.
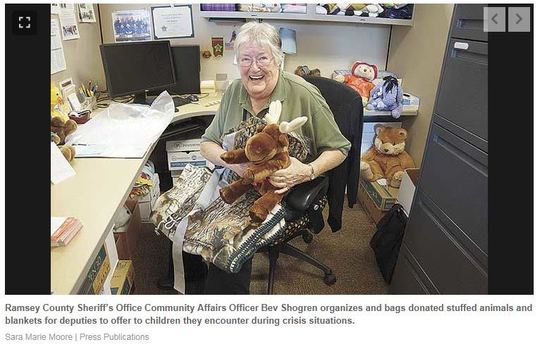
[219,101,307,224]
[51,132,76,162]
[51,116,77,144]
[360,124,415,188]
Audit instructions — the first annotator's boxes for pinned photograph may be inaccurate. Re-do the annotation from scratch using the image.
[59,3,80,40]
[51,3,60,14]
[78,4,96,23]
[112,10,152,42]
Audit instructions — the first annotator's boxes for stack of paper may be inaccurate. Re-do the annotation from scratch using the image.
[51,217,82,247]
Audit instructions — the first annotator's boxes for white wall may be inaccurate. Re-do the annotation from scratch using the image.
[98,4,390,82]
[387,4,454,166]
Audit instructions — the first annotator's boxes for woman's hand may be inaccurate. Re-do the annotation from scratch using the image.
[269,157,311,194]
[228,163,251,178]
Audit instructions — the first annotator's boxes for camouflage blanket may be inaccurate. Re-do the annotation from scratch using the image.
[150,116,310,273]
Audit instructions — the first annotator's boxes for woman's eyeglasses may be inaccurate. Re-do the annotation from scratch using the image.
[238,55,273,67]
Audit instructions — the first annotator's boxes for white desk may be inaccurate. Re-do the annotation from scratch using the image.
[173,92,418,120]
[50,91,415,294]
[50,94,220,294]
[171,92,222,123]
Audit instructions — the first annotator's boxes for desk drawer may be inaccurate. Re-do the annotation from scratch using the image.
[450,4,487,42]
[420,124,488,253]
[435,38,487,141]
[404,192,488,294]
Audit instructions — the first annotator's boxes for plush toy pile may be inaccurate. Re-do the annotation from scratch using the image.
[51,83,78,162]
[51,116,77,144]
[381,4,414,19]
[322,3,368,16]
[294,65,321,77]
[334,61,378,104]
[219,101,307,224]
[366,76,404,118]
[320,3,413,19]
[51,116,77,162]
[360,124,415,188]
[51,83,71,121]
[51,131,76,162]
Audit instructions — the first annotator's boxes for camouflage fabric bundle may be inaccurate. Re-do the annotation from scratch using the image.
[150,116,311,273]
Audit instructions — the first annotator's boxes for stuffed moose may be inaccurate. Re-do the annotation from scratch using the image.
[219,101,307,224]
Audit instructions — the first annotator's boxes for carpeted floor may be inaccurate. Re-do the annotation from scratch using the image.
[132,202,389,295]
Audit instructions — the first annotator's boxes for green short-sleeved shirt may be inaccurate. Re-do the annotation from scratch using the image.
[202,71,351,162]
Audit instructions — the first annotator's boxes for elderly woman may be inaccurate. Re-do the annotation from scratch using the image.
[186,22,350,294]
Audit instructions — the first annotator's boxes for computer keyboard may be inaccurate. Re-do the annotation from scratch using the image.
[204,100,221,107]
[173,97,190,108]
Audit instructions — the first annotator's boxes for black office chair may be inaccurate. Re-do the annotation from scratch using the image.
[261,76,364,294]
[157,77,363,293]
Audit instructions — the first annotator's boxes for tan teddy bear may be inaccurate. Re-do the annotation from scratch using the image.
[51,116,77,144]
[51,132,76,162]
[360,124,415,188]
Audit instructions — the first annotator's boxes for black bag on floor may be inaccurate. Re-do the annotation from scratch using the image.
[369,203,408,283]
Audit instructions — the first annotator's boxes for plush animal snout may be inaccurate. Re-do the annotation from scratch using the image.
[245,133,277,162]
[380,143,394,154]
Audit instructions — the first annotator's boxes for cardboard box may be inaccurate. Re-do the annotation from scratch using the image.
[358,182,387,224]
[402,93,420,106]
[78,243,111,294]
[359,178,399,211]
[110,260,135,295]
[100,227,119,295]
[115,198,141,260]
[171,169,182,177]
[397,168,420,216]
[167,151,208,170]
[166,138,202,153]
[171,169,182,186]
[166,139,213,170]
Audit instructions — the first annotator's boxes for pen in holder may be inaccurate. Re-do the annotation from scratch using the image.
[81,95,97,111]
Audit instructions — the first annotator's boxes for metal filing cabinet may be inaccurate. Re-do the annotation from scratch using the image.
[390,4,488,294]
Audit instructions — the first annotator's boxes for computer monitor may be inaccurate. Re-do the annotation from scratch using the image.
[100,41,176,104]
[148,45,201,96]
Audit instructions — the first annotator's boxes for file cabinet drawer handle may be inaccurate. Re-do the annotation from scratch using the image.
[453,42,469,50]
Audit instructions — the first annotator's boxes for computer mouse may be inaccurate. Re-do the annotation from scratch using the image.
[187,94,199,102]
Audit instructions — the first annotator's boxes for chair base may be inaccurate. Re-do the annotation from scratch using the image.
[266,242,336,294]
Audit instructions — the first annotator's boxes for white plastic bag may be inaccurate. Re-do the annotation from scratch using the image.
[66,91,174,157]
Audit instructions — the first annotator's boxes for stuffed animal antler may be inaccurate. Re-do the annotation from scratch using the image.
[219,100,307,224]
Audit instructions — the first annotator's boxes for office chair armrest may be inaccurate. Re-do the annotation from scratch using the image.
[285,176,329,212]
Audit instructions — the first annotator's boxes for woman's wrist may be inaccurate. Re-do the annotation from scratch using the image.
[308,163,316,181]
[305,162,316,182]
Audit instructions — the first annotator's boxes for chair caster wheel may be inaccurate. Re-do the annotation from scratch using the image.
[302,232,313,244]
[324,273,336,285]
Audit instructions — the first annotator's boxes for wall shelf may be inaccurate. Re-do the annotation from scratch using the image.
[200,4,414,27]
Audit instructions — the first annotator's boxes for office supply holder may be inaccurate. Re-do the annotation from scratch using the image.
[81,95,97,111]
